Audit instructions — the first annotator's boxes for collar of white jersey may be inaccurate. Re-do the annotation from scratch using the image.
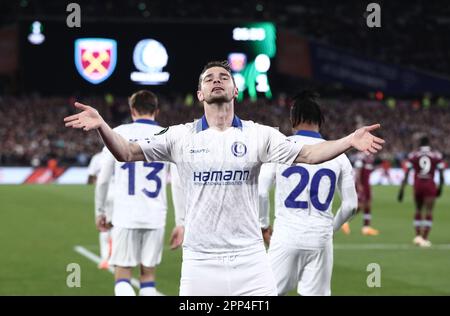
[134,119,159,126]
[197,115,243,132]
[295,130,323,139]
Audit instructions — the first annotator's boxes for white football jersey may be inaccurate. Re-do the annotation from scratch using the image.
[138,116,303,255]
[262,131,355,249]
[99,119,169,229]
[87,152,103,177]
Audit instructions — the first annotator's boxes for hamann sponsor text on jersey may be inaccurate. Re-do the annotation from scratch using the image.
[193,169,250,185]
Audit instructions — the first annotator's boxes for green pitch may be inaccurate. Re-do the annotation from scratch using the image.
[0,185,449,295]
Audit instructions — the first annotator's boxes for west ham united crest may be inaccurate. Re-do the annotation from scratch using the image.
[74,38,117,84]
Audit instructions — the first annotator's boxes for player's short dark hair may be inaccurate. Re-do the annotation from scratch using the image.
[198,60,235,90]
[128,90,158,115]
[420,136,430,146]
[290,90,325,128]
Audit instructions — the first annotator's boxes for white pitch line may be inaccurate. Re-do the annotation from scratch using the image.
[334,243,450,250]
[74,245,164,295]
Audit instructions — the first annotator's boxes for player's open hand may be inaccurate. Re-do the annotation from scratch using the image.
[351,124,385,155]
[64,102,104,131]
[170,226,184,250]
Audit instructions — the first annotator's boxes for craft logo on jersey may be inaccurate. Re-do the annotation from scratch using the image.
[231,141,247,157]
[74,38,117,84]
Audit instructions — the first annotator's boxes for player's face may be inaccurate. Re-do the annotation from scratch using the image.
[197,67,238,104]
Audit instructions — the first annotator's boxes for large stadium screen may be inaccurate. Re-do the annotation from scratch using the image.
[20,20,276,99]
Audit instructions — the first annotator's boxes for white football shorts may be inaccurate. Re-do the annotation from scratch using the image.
[109,227,165,268]
[268,238,333,296]
[179,245,278,296]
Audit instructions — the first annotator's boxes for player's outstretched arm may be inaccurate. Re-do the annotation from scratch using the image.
[295,124,384,164]
[64,102,145,162]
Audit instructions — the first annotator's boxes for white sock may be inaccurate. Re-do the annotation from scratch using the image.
[99,232,110,261]
[139,282,156,296]
[114,280,136,296]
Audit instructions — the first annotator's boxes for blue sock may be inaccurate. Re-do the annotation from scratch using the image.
[116,278,131,285]
[139,281,156,296]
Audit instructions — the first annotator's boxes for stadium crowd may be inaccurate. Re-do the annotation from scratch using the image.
[1,94,448,167]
